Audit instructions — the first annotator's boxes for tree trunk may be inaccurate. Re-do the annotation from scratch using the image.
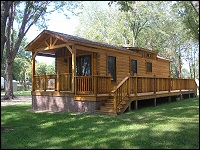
[3,58,16,100]
[1,1,13,64]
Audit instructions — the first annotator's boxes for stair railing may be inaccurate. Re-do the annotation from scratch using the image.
[112,73,131,113]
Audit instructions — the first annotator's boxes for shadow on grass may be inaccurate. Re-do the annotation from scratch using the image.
[1,98,199,149]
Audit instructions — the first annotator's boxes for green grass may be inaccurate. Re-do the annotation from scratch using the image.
[1,90,31,96]
[1,97,199,149]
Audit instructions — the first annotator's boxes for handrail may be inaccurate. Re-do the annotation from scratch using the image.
[112,74,130,113]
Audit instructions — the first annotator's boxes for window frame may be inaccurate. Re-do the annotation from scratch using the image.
[147,62,152,72]
[108,56,116,82]
[131,59,138,76]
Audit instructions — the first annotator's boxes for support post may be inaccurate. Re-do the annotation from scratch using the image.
[154,98,156,107]
[32,54,36,91]
[168,96,171,103]
[135,100,138,110]
[180,94,183,100]
[71,45,76,93]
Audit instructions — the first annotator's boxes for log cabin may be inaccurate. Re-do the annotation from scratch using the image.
[25,30,198,115]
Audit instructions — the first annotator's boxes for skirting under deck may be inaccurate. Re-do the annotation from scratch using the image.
[32,95,105,114]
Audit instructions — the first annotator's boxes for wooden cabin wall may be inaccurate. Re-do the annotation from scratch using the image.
[154,59,170,77]
[56,47,70,73]
[97,48,171,87]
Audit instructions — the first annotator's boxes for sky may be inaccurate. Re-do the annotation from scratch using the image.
[25,5,79,65]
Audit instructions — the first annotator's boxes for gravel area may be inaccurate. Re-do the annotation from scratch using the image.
[1,96,32,106]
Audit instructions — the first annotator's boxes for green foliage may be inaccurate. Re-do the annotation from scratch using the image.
[172,1,199,42]
[1,98,199,149]
[36,62,55,75]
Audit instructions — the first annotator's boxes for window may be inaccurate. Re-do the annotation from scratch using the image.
[147,62,152,72]
[147,53,152,58]
[108,56,116,82]
[132,59,138,76]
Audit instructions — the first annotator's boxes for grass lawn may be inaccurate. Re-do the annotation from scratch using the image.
[1,97,199,149]
[1,90,31,97]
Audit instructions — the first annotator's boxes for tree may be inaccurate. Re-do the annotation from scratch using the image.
[2,1,81,100]
[36,62,55,75]
[172,1,199,42]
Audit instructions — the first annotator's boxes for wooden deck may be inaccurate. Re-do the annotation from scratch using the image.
[32,73,198,115]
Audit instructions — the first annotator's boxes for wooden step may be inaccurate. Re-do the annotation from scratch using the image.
[121,101,126,105]
[100,106,114,111]
[107,99,114,103]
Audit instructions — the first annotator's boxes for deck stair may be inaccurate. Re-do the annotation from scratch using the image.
[96,96,117,116]
[96,96,132,116]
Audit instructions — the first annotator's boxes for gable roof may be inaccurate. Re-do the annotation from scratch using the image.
[25,29,132,52]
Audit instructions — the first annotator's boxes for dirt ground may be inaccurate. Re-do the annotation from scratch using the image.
[1,96,32,106]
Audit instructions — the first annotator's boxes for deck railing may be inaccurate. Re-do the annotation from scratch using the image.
[33,73,112,95]
[113,74,198,113]
[75,75,112,95]
[34,72,72,91]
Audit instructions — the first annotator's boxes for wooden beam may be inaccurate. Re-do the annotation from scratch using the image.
[52,38,58,46]
[35,35,50,50]
[50,37,52,47]
[66,45,72,54]
[32,51,38,60]
[45,40,49,47]
[37,53,56,58]
[36,43,71,51]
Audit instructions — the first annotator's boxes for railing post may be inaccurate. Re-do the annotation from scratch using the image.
[134,73,138,96]
[113,87,117,114]
[44,72,46,92]
[154,75,156,94]
[168,77,171,92]
[108,73,112,96]
[127,73,131,97]
[57,71,60,92]
[94,76,97,96]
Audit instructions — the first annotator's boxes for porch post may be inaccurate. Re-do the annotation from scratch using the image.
[32,52,36,91]
[71,45,76,93]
